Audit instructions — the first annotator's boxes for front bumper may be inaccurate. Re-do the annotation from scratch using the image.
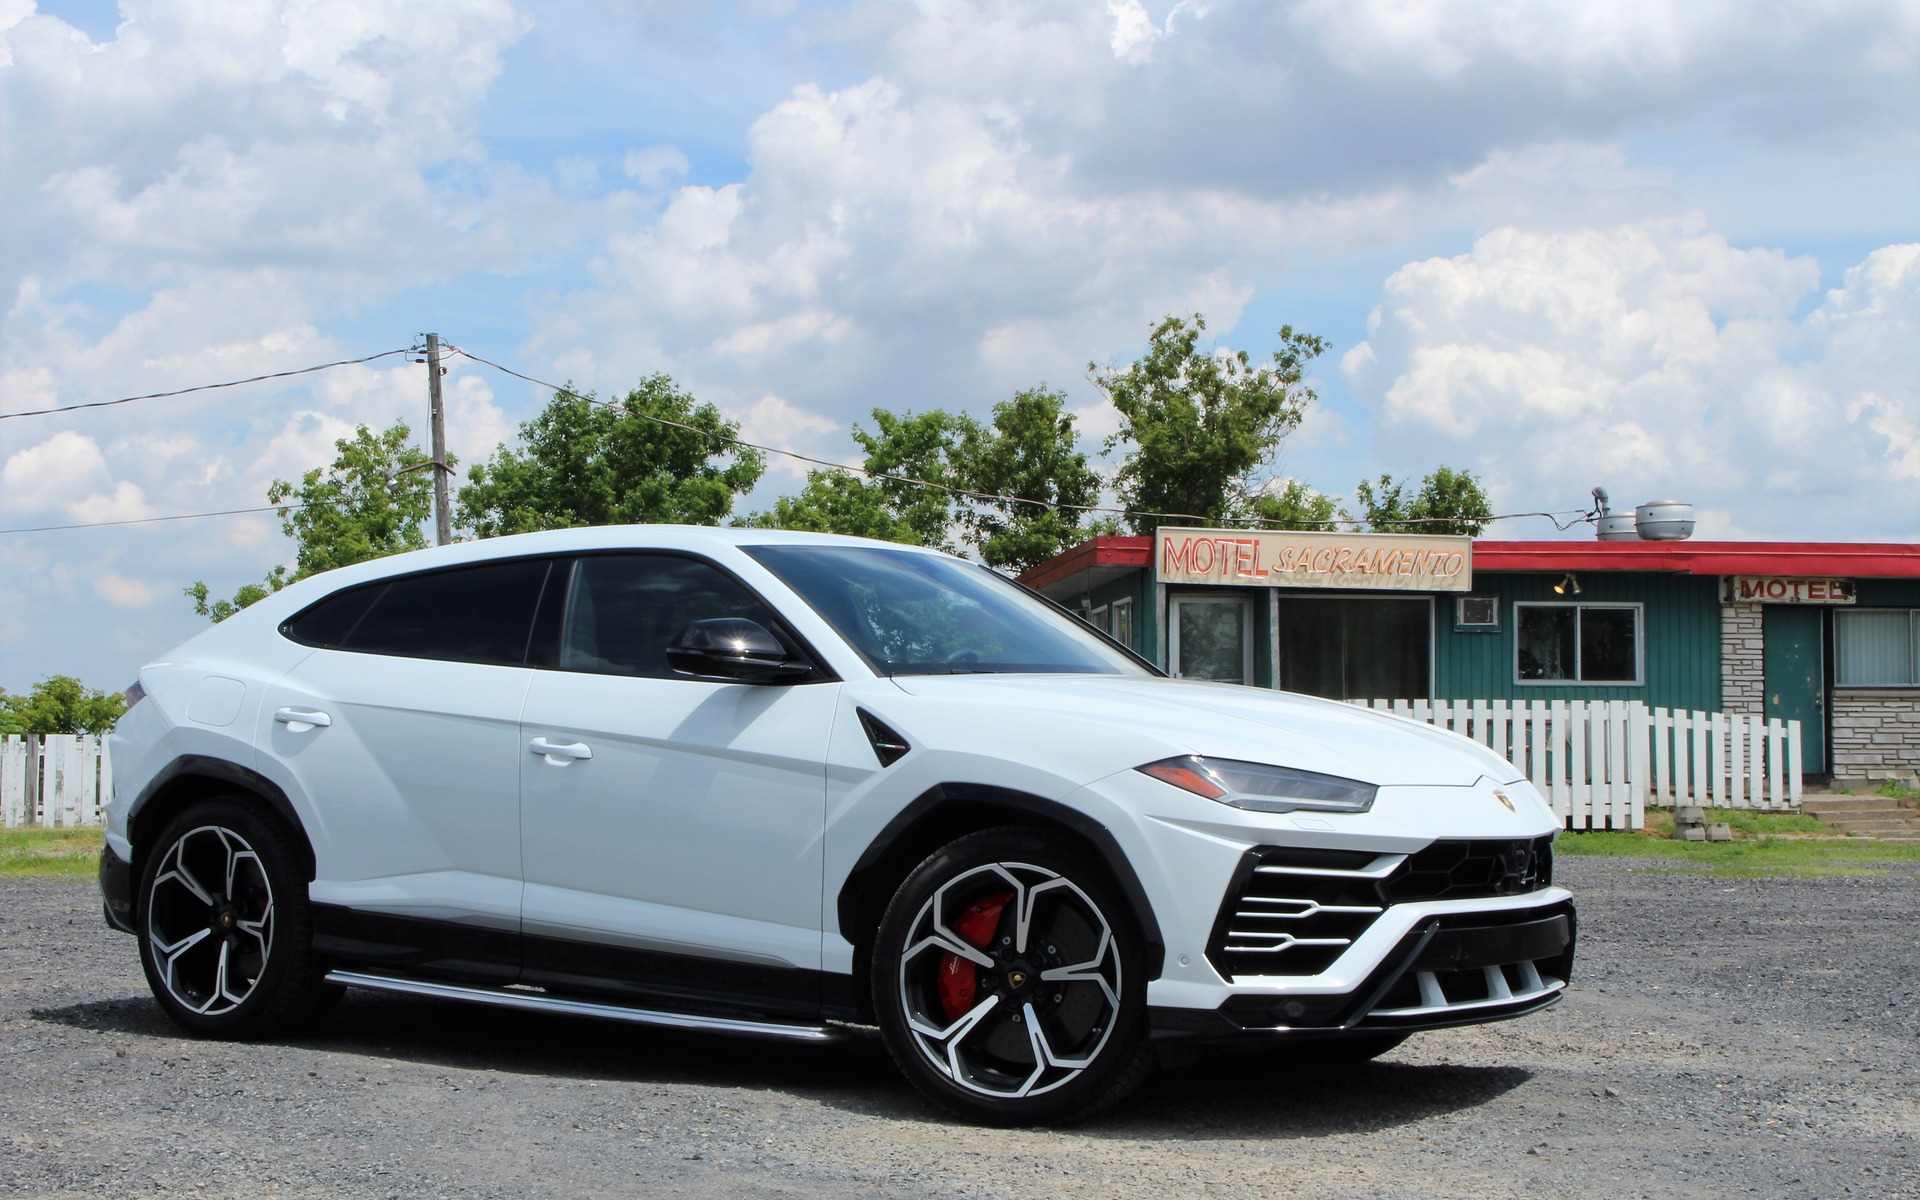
[99,842,135,934]
[1126,811,1575,1045]
[1151,897,1574,1043]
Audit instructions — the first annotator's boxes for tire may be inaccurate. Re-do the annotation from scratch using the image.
[871,828,1154,1124]
[136,798,338,1039]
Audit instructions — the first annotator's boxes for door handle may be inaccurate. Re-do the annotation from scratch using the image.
[529,737,593,764]
[273,707,332,732]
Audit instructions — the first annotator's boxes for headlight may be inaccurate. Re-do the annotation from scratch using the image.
[1137,755,1377,815]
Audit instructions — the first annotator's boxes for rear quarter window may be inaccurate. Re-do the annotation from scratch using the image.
[282,559,552,667]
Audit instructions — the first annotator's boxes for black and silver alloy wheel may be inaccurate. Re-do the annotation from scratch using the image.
[874,829,1153,1124]
[146,825,275,1016]
[136,799,335,1038]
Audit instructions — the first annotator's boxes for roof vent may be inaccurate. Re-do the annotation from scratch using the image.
[1634,500,1696,542]
[1596,514,1639,541]
[1591,486,1636,541]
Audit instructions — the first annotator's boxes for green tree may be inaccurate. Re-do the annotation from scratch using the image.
[741,407,978,551]
[185,421,439,622]
[1094,314,1327,533]
[1247,478,1339,531]
[737,470,922,544]
[1350,465,1494,536]
[851,408,981,553]
[275,422,436,576]
[185,567,291,623]
[0,675,128,735]
[957,387,1101,572]
[458,376,764,537]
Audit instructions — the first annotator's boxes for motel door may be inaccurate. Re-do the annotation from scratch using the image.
[1763,607,1827,775]
[1277,596,1432,702]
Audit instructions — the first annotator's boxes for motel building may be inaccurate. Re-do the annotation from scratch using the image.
[1018,529,1920,787]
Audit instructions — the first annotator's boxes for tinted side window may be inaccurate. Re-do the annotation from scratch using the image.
[286,559,550,666]
[560,555,782,679]
[282,585,380,649]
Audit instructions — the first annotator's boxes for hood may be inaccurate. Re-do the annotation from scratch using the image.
[886,674,1521,788]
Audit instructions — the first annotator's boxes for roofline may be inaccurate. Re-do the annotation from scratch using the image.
[1017,535,1920,585]
[1017,535,1153,592]
[1469,540,1920,577]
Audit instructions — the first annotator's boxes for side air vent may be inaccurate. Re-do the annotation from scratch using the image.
[1207,838,1557,982]
[857,709,911,767]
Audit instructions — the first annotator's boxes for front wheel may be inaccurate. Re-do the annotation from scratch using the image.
[136,798,337,1039]
[871,829,1154,1124]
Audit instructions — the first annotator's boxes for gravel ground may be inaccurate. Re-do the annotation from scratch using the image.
[2,857,1916,1199]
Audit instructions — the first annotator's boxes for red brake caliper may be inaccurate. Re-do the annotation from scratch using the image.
[937,890,1015,1022]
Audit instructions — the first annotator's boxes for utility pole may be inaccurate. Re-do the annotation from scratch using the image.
[425,332,451,547]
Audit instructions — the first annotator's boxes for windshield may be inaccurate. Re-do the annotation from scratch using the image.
[744,544,1150,677]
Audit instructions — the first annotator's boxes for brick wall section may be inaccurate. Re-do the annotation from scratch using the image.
[1831,693,1920,785]
[1720,601,1766,715]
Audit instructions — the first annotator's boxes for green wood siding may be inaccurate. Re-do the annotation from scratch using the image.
[1092,566,1736,708]
[1855,579,1920,606]
[1434,572,1723,711]
[1085,574,1158,663]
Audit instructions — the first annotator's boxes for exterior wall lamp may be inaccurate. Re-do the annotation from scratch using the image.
[1553,572,1582,596]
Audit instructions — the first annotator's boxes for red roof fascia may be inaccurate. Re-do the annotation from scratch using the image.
[1021,536,1920,586]
[1470,541,1920,578]
[1017,536,1151,591]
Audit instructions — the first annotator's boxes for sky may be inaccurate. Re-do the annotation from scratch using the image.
[1,0,1916,692]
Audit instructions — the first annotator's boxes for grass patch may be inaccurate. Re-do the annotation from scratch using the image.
[1876,778,1919,807]
[1557,829,1920,876]
[1639,806,1827,837]
[0,827,103,880]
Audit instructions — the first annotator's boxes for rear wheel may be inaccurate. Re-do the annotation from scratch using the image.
[871,829,1154,1124]
[136,798,337,1038]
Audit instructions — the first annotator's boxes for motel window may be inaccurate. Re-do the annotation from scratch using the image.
[1087,604,1110,635]
[1516,603,1641,685]
[1835,609,1919,687]
[1170,594,1251,684]
[1110,597,1134,651]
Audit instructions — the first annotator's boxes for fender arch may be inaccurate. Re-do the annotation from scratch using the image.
[125,755,316,882]
[837,783,1166,984]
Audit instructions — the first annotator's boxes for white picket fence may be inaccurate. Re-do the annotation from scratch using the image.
[3,705,1807,833]
[1,734,112,827]
[1351,699,1803,831]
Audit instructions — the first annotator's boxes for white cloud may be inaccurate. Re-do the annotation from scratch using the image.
[1,0,1913,695]
[534,48,1288,436]
[737,392,842,482]
[94,570,159,609]
[445,374,515,465]
[1106,0,1160,62]
[71,481,157,524]
[1,430,110,513]
[1344,221,1919,538]
[624,144,691,188]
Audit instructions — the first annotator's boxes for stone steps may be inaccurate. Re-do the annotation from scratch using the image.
[1799,795,1920,839]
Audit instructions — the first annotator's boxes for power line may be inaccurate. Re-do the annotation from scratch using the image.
[0,348,417,421]
[446,344,1229,525]
[0,503,307,535]
[0,335,1593,537]
[445,344,1586,532]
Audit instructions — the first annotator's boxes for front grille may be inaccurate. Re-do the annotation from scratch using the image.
[1383,837,1553,902]
[1206,837,1557,982]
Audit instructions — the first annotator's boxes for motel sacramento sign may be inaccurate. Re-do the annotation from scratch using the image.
[1155,527,1474,593]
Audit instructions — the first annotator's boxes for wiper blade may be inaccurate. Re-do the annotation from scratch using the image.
[888,665,1010,676]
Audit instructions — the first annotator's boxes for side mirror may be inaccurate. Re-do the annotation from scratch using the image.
[666,618,813,684]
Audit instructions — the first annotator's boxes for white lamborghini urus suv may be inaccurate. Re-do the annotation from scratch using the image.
[101,527,1573,1124]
